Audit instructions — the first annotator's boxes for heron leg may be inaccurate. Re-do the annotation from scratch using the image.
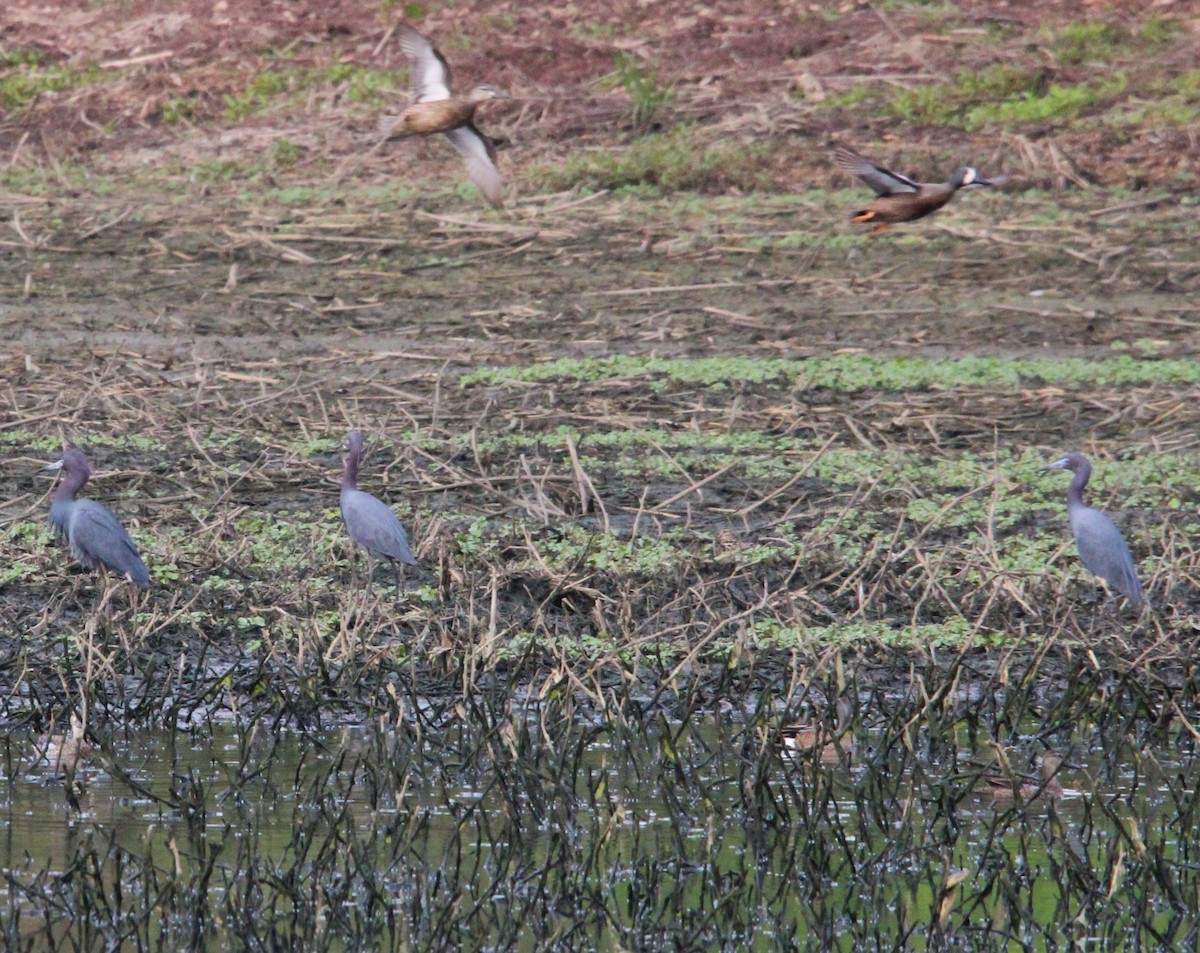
[94,567,114,620]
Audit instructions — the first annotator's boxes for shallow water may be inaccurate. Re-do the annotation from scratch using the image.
[0,705,1196,952]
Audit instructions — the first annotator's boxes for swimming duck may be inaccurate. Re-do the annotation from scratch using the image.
[378,25,512,208]
[983,751,1065,803]
[780,698,855,764]
[36,714,93,775]
[835,146,1001,230]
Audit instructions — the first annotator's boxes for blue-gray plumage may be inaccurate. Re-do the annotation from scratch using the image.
[1043,452,1142,605]
[45,447,151,588]
[340,430,416,589]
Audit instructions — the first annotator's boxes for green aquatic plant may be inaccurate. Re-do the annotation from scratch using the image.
[464,353,1200,393]
[0,60,89,110]
[159,96,197,125]
[966,76,1127,127]
[750,616,986,651]
[610,50,673,130]
[223,71,292,120]
[532,126,768,194]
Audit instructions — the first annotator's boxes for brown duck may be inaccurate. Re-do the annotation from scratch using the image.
[780,698,855,764]
[983,751,1065,803]
[378,25,512,208]
[835,146,1002,230]
[36,714,93,775]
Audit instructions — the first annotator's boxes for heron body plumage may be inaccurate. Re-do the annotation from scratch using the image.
[340,488,416,566]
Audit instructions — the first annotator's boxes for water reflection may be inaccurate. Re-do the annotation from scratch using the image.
[0,709,1194,950]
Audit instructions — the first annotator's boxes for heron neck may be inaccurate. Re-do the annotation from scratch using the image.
[342,452,360,491]
[1066,460,1091,508]
[52,469,87,503]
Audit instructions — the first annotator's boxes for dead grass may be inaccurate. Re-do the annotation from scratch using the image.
[0,2,1199,727]
[1,182,1198,724]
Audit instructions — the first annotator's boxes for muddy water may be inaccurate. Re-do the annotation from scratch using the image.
[0,718,1190,950]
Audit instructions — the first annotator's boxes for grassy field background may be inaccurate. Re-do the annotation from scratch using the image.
[1,0,1198,723]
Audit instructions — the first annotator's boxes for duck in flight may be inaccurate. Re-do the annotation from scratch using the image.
[378,25,512,208]
[835,146,1003,230]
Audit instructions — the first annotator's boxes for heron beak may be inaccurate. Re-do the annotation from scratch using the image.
[43,460,64,472]
[1042,458,1070,471]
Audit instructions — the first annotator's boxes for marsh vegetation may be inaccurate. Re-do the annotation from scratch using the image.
[1,0,1198,947]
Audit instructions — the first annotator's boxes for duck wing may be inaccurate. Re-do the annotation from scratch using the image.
[835,147,919,196]
[445,124,504,207]
[398,25,452,102]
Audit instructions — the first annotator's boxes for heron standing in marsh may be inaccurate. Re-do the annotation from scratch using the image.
[1043,452,1143,606]
[340,430,417,594]
[45,446,151,589]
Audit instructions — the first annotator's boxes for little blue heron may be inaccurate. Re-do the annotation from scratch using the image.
[45,447,151,588]
[1043,453,1143,606]
[341,430,417,592]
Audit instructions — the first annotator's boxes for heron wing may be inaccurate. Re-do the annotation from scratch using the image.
[341,489,417,564]
[71,500,151,586]
[835,147,919,196]
[398,26,452,103]
[445,124,503,207]
[1071,507,1142,602]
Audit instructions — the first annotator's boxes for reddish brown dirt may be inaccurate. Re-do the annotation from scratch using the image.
[3,0,1197,190]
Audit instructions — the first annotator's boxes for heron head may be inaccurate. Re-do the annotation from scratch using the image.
[44,447,88,474]
[1042,453,1085,473]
